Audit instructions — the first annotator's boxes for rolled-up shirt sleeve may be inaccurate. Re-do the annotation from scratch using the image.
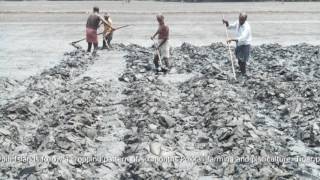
[227,21,237,30]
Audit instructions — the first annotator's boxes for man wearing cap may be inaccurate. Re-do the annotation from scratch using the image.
[86,7,109,54]
[151,14,170,73]
[223,12,252,77]
[101,13,114,49]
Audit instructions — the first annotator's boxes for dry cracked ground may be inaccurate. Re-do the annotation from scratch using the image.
[1,42,320,179]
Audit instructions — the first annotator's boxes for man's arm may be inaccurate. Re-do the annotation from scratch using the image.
[151,30,159,40]
[98,15,113,29]
[222,19,229,27]
[227,25,249,44]
[227,21,237,30]
[98,22,103,29]
[158,38,167,48]
[223,19,237,30]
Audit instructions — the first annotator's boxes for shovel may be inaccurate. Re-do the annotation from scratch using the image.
[70,32,103,45]
[70,25,132,46]
[152,38,163,70]
[223,15,237,80]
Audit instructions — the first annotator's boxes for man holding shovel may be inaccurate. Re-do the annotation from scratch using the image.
[223,12,252,77]
[151,14,170,73]
[86,7,109,55]
[101,13,114,49]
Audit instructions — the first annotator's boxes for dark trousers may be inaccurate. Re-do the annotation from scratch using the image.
[87,42,98,53]
[235,44,250,76]
[238,60,246,75]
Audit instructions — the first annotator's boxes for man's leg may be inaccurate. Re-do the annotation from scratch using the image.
[242,45,250,76]
[92,43,98,55]
[87,42,92,52]
[102,37,107,49]
[238,59,242,72]
[164,57,169,68]
[153,54,160,72]
[235,46,242,75]
[242,61,247,75]
[239,61,246,75]
[162,57,169,72]
[107,32,113,48]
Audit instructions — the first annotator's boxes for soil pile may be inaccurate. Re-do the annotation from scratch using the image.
[0,50,128,179]
[1,43,320,179]
[119,43,320,179]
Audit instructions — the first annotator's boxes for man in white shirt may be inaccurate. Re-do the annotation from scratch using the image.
[223,12,252,77]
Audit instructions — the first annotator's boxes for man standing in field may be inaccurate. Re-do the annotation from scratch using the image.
[223,12,252,77]
[151,14,170,73]
[86,7,109,55]
[101,13,114,49]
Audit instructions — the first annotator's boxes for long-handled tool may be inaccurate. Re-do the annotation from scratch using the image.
[70,24,131,45]
[223,15,237,80]
[113,24,131,31]
[152,39,163,70]
[71,32,104,45]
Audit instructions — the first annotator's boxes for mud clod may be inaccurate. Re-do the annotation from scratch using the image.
[1,43,320,179]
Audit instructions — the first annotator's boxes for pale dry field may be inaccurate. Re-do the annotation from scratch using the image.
[1,1,320,80]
